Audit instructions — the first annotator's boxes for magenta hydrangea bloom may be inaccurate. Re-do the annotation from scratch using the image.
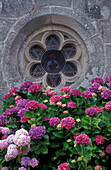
[0,116,5,126]
[70,89,82,96]
[39,103,47,110]
[82,91,93,99]
[105,75,111,83]
[9,87,18,95]
[3,93,11,99]
[106,144,111,154]
[61,117,75,129]
[29,126,46,139]
[75,134,90,145]
[105,101,111,111]
[49,117,60,127]
[21,157,31,167]
[86,107,97,116]
[91,77,103,84]
[26,100,39,110]
[29,158,39,168]
[67,102,76,108]
[28,83,42,93]
[57,162,70,170]
[50,95,61,104]
[60,86,71,93]
[20,81,34,90]
[95,135,104,145]
[101,89,111,100]
[89,83,101,93]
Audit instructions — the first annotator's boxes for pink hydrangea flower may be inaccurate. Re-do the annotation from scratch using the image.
[1,135,8,140]
[13,129,30,146]
[1,167,8,170]
[39,103,47,110]
[95,135,104,145]
[44,116,50,121]
[82,91,93,99]
[75,134,90,145]
[94,165,102,170]
[9,87,18,95]
[49,117,60,127]
[29,158,39,168]
[1,127,10,135]
[18,168,26,170]
[57,162,70,170]
[50,95,61,104]
[20,115,30,123]
[61,117,75,129]
[28,83,42,93]
[105,101,111,111]
[7,144,18,158]
[60,86,71,93]
[26,100,39,110]
[86,107,97,116]
[93,105,103,113]
[3,93,11,99]
[73,134,80,139]
[105,75,111,83]
[67,102,76,108]
[70,89,82,96]
[0,139,8,149]
[106,144,111,154]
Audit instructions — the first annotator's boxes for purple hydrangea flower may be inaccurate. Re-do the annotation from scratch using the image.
[89,83,101,93]
[5,154,11,162]
[29,158,39,168]
[91,77,103,84]
[1,167,8,170]
[29,126,46,139]
[101,89,111,100]
[21,157,31,167]
[3,109,13,118]
[18,108,29,117]
[0,116,5,127]
[86,107,97,116]
[18,168,26,170]
[17,99,29,108]
[20,81,34,91]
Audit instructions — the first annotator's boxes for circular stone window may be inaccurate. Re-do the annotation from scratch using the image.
[23,25,87,88]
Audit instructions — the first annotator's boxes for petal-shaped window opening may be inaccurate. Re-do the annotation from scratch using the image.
[30,63,45,78]
[45,34,60,50]
[46,74,61,87]
[62,44,76,59]
[29,45,45,60]
[62,62,77,77]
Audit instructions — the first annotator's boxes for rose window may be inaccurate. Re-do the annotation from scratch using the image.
[25,30,83,88]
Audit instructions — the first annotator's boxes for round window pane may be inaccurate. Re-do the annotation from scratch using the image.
[62,44,76,59]
[45,35,60,50]
[29,45,45,60]
[62,62,77,77]
[30,63,45,78]
[46,74,61,87]
[41,50,65,73]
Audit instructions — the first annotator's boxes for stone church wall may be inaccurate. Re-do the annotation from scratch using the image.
[0,0,111,107]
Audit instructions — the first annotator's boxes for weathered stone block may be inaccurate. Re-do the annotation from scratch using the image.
[0,19,16,41]
[97,21,111,43]
[0,0,33,17]
[104,45,111,77]
[34,0,72,8]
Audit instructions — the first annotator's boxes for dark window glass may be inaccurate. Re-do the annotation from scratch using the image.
[62,62,77,77]
[29,45,45,60]
[46,74,61,87]
[30,64,45,78]
[62,44,76,59]
[45,35,60,50]
[41,50,65,73]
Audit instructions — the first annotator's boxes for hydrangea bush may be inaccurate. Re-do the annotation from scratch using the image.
[0,76,111,170]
